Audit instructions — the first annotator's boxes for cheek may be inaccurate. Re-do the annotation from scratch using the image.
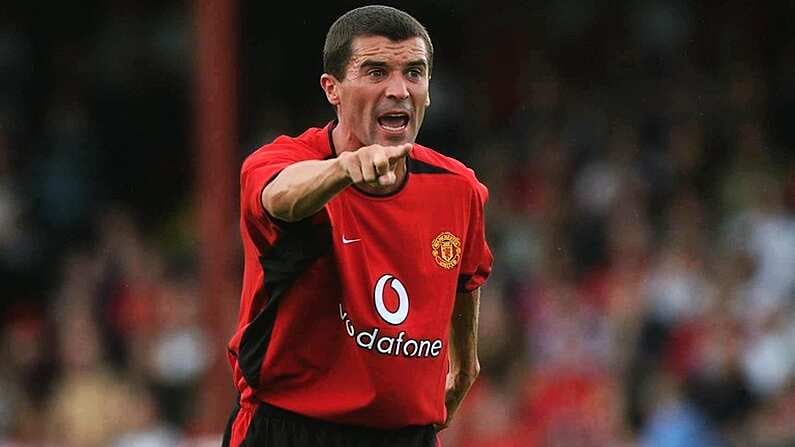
[410,82,429,99]
[343,91,374,115]
[412,89,429,111]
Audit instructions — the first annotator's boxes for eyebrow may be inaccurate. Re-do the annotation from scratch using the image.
[359,60,389,70]
[359,59,429,70]
[405,60,428,69]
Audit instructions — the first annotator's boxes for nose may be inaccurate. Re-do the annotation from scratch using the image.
[385,74,409,100]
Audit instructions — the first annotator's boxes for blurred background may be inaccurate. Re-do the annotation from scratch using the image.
[2,1,795,446]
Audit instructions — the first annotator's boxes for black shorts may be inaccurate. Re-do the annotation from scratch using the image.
[222,401,438,447]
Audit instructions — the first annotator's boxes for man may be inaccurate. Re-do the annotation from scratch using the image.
[223,5,493,446]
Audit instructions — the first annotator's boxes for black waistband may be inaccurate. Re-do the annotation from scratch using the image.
[256,400,434,435]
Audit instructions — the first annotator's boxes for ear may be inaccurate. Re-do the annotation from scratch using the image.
[320,73,341,106]
[426,74,432,107]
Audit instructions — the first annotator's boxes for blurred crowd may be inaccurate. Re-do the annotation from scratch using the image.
[2,1,795,446]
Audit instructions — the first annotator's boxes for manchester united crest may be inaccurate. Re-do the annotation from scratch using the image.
[432,231,462,269]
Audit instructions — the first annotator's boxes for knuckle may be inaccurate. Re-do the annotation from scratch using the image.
[358,150,372,161]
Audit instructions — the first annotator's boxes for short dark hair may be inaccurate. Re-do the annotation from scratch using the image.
[323,5,434,80]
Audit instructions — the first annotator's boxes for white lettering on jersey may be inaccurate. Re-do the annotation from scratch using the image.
[373,274,409,325]
[338,304,443,358]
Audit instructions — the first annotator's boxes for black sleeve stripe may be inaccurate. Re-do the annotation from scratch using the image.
[238,220,332,389]
[408,158,453,175]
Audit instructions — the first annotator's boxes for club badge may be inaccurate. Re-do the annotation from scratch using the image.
[432,231,462,269]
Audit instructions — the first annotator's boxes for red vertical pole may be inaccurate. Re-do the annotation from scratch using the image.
[195,0,238,435]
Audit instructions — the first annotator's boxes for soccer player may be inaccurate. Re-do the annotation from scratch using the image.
[223,5,493,446]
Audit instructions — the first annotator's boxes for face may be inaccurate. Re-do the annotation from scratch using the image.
[321,35,430,147]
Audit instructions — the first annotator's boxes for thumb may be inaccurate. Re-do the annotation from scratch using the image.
[377,171,397,186]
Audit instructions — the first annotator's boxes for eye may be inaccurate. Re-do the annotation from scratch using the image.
[406,68,423,79]
[367,68,386,79]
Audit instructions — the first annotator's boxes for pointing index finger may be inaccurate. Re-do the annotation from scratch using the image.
[385,143,413,161]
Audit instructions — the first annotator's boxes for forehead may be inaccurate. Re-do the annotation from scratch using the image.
[348,35,428,68]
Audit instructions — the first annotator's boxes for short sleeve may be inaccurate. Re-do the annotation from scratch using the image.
[240,142,324,239]
[457,181,493,293]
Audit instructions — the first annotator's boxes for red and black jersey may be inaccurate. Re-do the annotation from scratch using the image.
[227,122,493,429]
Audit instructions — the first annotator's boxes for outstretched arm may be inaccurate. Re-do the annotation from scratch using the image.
[262,143,412,222]
[441,287,481,430]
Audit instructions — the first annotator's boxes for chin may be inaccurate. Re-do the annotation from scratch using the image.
[377,129,415,146]
[383,135,408,144]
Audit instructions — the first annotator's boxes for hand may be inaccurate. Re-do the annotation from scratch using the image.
[337,143,413,187]
[436,369,478,431]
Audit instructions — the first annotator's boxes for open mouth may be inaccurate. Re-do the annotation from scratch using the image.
[377,112,410,132]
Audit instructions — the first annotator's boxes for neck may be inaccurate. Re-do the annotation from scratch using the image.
[331,121,409,195]
[331,120,353,154]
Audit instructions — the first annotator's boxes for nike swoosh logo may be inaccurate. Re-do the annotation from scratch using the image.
[342,235,361,244]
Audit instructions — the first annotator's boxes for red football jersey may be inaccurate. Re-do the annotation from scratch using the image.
[227,122,493,429]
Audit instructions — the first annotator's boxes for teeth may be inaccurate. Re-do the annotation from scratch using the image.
[378,114,408,131]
